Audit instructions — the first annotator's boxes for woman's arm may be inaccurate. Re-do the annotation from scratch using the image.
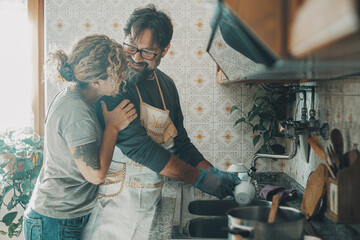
[70,99,136,185]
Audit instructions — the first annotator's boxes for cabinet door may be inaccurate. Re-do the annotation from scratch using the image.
[224,0,286,58]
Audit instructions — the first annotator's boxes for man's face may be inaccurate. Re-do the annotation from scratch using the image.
[124,29,167,79]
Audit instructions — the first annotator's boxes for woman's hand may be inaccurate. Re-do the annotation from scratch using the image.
[101,99,137,132]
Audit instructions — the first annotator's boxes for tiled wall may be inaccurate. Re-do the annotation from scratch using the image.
[281,79,360,187]
[45,0,360,188]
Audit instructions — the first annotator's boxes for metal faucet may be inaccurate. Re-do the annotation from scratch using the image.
[248,136,298,177]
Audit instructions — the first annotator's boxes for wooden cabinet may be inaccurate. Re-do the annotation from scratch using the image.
[223,0,360,61]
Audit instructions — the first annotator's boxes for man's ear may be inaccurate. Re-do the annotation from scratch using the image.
[161,44,171,58]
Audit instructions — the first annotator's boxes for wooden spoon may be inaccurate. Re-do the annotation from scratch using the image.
[330,129,344,168]
[268,194,280,223]
[308,136,336,179]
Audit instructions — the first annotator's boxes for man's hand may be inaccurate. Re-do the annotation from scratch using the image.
[193,167,241,199]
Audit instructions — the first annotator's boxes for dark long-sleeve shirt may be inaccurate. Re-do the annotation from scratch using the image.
[94,68,204,173]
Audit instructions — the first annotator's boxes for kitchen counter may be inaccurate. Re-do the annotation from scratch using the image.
[149,173,360,240]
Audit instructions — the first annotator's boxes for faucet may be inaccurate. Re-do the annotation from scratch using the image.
[247,87,329,178]
[248,136,298,177]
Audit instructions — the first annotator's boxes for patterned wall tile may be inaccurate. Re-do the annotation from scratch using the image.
[214,95,242,123]
[74,0,102,11]
[213,151,241,171]
[74,11,103,40]
[45,0,74,12]
[186,67,214,95]
[186,0,214,12]
[153,0,186,11]
[162,67,187,95]
[186,123,214,151]
[186,95,214,123]
[214,123,241,151]
[46,40,73,55]
[201,151,214,164]
[186,39,214,67]
[161,39,186,68]
[46,11,74,41]
[101,11,129,41]
[129,0,160,10]
[169,11,186,39]
[102,0,130,11]
[185,11,212,40]
[214,81,242,95]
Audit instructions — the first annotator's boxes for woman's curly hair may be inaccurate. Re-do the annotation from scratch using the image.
[50,34,126,89]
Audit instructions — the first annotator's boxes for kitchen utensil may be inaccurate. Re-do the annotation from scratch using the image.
[268,194,280,223]
[308,136,336,179]
[343,149,360,167]
[327,146,340,173]
[226,205,305,240]
[330,128,344,168]
[301,164,327,219]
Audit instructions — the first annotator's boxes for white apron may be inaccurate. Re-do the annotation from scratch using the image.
[82,72,178,240]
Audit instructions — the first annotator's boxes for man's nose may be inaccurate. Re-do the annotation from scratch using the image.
[132,51,143,63]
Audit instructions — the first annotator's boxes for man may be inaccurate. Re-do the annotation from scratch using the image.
[82,5,240,240]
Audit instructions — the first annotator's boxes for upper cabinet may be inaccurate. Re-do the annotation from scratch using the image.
[208,0,360,83]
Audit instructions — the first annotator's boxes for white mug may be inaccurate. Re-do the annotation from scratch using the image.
[227,164,249,181]
[234,180,255,205]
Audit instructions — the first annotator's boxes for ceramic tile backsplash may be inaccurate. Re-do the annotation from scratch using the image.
[46,0,324,187]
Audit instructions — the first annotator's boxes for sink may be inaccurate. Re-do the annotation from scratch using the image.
[187,218,228,239]
[188,199,272,216]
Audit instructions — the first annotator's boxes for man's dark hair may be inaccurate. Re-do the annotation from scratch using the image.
[124,4,173,49]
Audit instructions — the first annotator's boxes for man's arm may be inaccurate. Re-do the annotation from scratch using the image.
[159,154,201,184]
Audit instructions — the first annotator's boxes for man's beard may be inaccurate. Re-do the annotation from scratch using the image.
[127,56,159,85]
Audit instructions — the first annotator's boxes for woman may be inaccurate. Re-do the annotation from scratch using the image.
[23,34,137,240]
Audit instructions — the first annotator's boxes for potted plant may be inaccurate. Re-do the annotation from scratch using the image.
[0,128,43,238]
[231,83,296,155]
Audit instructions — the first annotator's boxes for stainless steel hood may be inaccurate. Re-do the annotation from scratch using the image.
[207,0,360,83]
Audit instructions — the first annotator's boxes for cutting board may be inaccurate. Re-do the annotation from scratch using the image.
[301,164,328,219]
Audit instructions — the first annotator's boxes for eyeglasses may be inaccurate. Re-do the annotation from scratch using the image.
[123,42,159,60]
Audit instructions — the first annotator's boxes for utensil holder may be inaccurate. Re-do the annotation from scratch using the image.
[325,159,360,223]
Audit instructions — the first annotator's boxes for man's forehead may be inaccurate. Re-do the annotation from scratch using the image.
[125,30,158,48]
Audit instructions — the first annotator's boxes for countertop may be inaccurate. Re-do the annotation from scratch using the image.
[149,173,360,240]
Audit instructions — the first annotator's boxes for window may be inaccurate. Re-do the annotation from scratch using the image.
[0,0,33,132]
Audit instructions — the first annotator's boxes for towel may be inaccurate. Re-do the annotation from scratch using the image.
[259,185,297,202]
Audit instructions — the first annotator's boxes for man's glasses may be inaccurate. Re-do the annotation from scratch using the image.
[123,42,159,60]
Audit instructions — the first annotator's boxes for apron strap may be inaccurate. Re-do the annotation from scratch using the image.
[135,71,168,111]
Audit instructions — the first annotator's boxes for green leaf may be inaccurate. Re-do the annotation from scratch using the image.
[16,195,30,205]
[21,159,35,172]
[254,124,266,131]
[230,105,239,114]
[263,130,271,142]
[235,117,246,125]
[21,179,32,193]
[248,109,259,122]
[0,230,6,235]
[253,135,261,147]
[2,212,17,226]
[252,88,263,101]
[271,144,286,155]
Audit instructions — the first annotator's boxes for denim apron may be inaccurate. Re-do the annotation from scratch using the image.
[82,72,178,240]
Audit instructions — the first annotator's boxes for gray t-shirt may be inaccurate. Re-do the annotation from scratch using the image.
[29,87,102,219]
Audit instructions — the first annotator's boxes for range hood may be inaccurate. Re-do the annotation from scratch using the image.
[207,0,360,83]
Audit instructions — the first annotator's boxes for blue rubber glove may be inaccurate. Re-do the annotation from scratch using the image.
[193,167,241,199]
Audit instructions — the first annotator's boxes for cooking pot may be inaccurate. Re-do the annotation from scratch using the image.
[226,205,305,240]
